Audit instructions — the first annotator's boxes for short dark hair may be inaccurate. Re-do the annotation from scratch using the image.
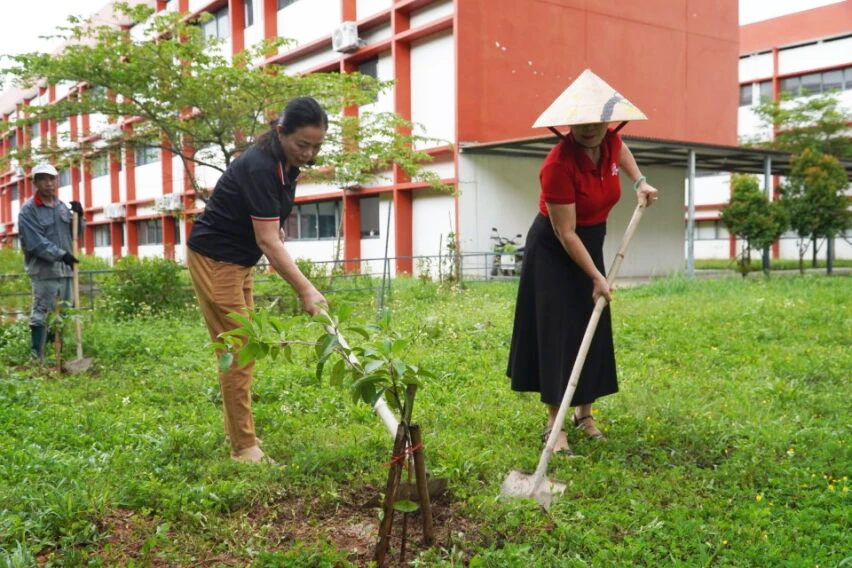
[256,97,328,158]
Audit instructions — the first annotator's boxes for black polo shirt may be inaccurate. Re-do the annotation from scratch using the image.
[188,144,300,267]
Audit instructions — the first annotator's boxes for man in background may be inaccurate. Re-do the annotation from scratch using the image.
[17,163,83,361]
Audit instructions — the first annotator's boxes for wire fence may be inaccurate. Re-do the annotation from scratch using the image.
[0,251,521,322]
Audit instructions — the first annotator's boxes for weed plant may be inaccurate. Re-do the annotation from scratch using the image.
[0,276,849,565]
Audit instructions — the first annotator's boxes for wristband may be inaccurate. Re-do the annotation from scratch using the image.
[632,175,646,192]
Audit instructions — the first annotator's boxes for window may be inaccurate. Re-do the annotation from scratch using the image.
[358,58,380,102]
[822,69,843,92]
[277,0,299,9]
[845,67,852,89]
[8,135,16,149]
[171,217,182,245]
[58,168,71,187]
[202,6,230,39]
[758,80,773,102]
[244,0,254,26]
[134,145,160,166]
[9,183,18,201]
[738,84,752,107]
[359,196,380,238]
[800,72,821,96]
[136,218,163,245]
[780,76,800,96]
[30,120,40,140]
[93,225,111,247]
[90,154,109,178]
[285,200,340,240]
[694,220,729,240]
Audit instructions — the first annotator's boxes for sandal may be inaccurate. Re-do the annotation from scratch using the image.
[572,414,606,440]
[542,428,574,456]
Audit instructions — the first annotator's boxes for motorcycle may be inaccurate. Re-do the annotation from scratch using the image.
[490,227,525,277]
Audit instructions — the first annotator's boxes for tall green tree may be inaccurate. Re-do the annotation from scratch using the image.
[720,174,788,277]
[780,148,850,274]
[0,3,445,197]
[749,91,852,159]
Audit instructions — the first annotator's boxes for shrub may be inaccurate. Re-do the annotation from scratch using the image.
[98,256,193,318]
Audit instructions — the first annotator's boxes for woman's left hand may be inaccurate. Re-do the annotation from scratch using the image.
[637,181,658,207]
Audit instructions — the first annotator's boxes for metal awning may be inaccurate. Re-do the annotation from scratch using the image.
[460,133,852,178]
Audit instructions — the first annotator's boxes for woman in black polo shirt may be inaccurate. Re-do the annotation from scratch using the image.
[187,97,328,463]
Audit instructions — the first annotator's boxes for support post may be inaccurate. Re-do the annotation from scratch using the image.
[686,149,696,279]
[375,423,407,567]
[762,155,771,274]
[409,425,434,545]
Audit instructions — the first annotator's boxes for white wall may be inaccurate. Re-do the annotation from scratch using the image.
[411,189,455,277]
[458,153,686,278]
[356,0,391,19]
[739,52,774,82]
[278,0,340,46]
[90,175,112,209]
[296,181,341,198]
[137,244,161,259]
[778,36,852,76]
[410,32,455,148]
[135,162,164,201]
[284,239,338,263]
[284,47,338,75]
[410,0,453,28]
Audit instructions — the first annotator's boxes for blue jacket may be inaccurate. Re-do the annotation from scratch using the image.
[18,196,82,280]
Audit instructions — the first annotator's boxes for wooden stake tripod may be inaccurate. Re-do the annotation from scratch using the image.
[374,386,435,567]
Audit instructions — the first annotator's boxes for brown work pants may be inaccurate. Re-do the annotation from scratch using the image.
[187,248,257,454]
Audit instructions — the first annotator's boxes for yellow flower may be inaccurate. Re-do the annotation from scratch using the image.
[828,484,835,491]
[843,486,848,493]
[755,494,763,502]
[786,448,795,457]
[722,539,728,545]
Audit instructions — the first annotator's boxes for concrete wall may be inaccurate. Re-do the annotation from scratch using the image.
[458,152,685,278]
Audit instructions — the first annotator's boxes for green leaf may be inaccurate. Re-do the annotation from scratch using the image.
[393,499,419,513]
[316,334,339,364]
[207,341,227,353]
[237,342,259,367]
[282,345,293,364]
[219,328,250,338]
[381,338,393,356]
[218,352,233,373]
[330,359,346,387]
[335,304,353,324]
[315,361,325,384]
[346,326,370,340]
[391,358,407,378]
[364,359,384,374]
[226,312,253,331]
[391,339,408,355]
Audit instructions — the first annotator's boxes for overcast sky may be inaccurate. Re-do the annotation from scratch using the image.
[0,0,845,81]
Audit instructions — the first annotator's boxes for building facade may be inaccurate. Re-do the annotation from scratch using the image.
[1,0,739,277]
[692,0,852,261]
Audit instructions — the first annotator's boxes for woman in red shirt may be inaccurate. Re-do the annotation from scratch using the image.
[508,70,658,455]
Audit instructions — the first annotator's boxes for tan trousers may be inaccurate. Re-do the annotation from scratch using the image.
[187,248,257,453]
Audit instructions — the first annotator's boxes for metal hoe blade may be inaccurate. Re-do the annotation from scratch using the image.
[501,470,566,509]
[64,356,93,375]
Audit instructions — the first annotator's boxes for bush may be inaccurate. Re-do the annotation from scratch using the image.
[98,256,193,318]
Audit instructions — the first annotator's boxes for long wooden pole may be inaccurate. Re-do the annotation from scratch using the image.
[529,203,645,496]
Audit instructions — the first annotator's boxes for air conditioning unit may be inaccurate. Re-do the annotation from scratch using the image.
[332,21,363,53]
[104,203,126,219]
[154,193,183,213]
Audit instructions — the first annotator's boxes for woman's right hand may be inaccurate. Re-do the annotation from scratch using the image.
[299,286,328,315]
[592,274,612,304]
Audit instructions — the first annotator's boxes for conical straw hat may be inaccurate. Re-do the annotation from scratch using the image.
[533,69,647,128]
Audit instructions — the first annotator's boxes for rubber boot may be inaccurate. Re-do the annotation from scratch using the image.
[30,325,46,362]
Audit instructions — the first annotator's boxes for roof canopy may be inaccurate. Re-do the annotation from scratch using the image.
[460,134,852,179]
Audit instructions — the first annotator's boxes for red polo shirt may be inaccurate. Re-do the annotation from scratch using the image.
[538,129,623,225]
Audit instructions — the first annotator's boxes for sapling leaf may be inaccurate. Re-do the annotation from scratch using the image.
[316,361,325,384]
[391,339,408,355]
[391,358,407,378]
[218,328,249,338]
[330,359,346,387]
[364,359,384,374]
[346,326,370,340]
[317,334,339,364]
[393,499,419,513]
[237,342,258,367]
[226,312,253,331]
[336,304,353,323]
[208,342,227,352]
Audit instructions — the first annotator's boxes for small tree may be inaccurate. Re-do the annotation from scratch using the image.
[0,3,445,196]
[720,174,788,277]
[780,149,850,274]
[749,91,852,159]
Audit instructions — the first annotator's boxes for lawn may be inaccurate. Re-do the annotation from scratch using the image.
[0,275,849,566]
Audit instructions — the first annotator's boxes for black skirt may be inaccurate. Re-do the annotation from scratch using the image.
[507,214,618,407]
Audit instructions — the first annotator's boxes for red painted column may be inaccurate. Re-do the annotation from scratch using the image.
[125,126,138,257]
[341,0,355,20]
[264,0,278,40]
[343,193,361,272]
[109,149,123,260]
[230,0,246,55]
[181,139,195,260]
[83,161,94,255]
[391,5,413,274]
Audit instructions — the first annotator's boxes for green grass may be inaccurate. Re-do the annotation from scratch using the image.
[0,276,850,566]
[694,257,852,271]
